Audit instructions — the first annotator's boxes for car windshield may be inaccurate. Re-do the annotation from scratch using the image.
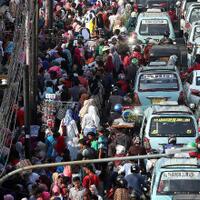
[146,0,170,10]
[189,7,200,24]
[196,76,200,85]
[150,117,196,137]
[139,19,169,35]
[193,26,200,42]
[139,73,179,91]
[157,171,200,194]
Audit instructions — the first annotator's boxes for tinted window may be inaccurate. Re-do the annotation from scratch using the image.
[139,73,179,91]
[193,26,200,42]
[157,171,200,194]
[150,117,196,137]
[139,19,169,36]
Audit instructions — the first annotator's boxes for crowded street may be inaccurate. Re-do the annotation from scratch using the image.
[0,0,200,199]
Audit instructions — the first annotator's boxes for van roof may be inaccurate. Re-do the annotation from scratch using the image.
[139,11,169,18]
[152,105,193,114]
[159,158,198,168]
[139,65,177,72]
[144,105,193,117]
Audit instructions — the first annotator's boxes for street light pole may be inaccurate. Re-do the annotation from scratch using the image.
[24,1,31,159]
[30,0,39,124]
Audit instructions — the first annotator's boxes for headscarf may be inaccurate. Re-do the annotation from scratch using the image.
[90,184,99,195]
[88,105,100,128]
[52,172,59,184]
[116,145,126,154]
[79,93,89,107]
[79,98,95,118]
[168,55,178,66]
[52,184,61,195]
[63,109,73,126]
[41,191,50,200]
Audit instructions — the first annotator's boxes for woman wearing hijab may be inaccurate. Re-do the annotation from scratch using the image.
[59,109,79,141]
[81,105,100,136]
[79,93,89,108]
[79,98,95,119]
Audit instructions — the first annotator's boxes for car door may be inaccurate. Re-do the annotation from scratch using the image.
[184,72,193,103]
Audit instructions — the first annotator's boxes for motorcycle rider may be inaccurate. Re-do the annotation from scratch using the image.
[162,135,177,153]
[125,164,147,200]
[159,31,173,45]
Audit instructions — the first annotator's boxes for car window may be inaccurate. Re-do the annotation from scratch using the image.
[149,116,196,137]
[139,73,179,91]
[189,7,200,23]
[157,171,200,194]
[193,26,200,42]
[139,19,169,35]
[196,76,200,85]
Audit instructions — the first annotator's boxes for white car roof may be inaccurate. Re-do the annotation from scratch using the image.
[138,11,169,18]
[144,105,193,117]
[155,158,198,170]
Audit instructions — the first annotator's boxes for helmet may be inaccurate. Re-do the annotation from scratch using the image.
[168,135,176,145]
[164,31,170,37]
[187,142,197,148]
[130,163,139,173]
[131,57,139,65]
[114,104,123,113]
[120,27,128,34]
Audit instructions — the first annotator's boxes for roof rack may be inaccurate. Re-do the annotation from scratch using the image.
[152,105,193,115]
[161,158,198,168]
[140,65,177,72]
[146,8,162,12]
[148,61,168,66]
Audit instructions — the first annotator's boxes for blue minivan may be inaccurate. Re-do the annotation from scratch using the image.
[151,158,200,200]
[134,65,184,109]
[140,103,199,151]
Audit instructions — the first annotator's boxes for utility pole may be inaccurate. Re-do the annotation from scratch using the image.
[24,1,31,159]
[45,0,53,29]
[30,0,39,124]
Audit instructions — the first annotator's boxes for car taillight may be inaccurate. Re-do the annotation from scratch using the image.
[185,22,191,30]
[134,92,141,105]
[178,91,185,104]
[191,89,200,97]
[143,137,151,153]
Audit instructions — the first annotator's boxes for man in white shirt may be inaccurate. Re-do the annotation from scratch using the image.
[69,176,86,200]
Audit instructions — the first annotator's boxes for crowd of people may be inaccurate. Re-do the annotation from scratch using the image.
[0,0,200,200]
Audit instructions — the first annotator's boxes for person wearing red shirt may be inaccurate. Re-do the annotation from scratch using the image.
[82,164,100,189]
[187,54,200,74]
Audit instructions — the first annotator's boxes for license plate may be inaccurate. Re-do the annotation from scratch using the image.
[151,98,166,104]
